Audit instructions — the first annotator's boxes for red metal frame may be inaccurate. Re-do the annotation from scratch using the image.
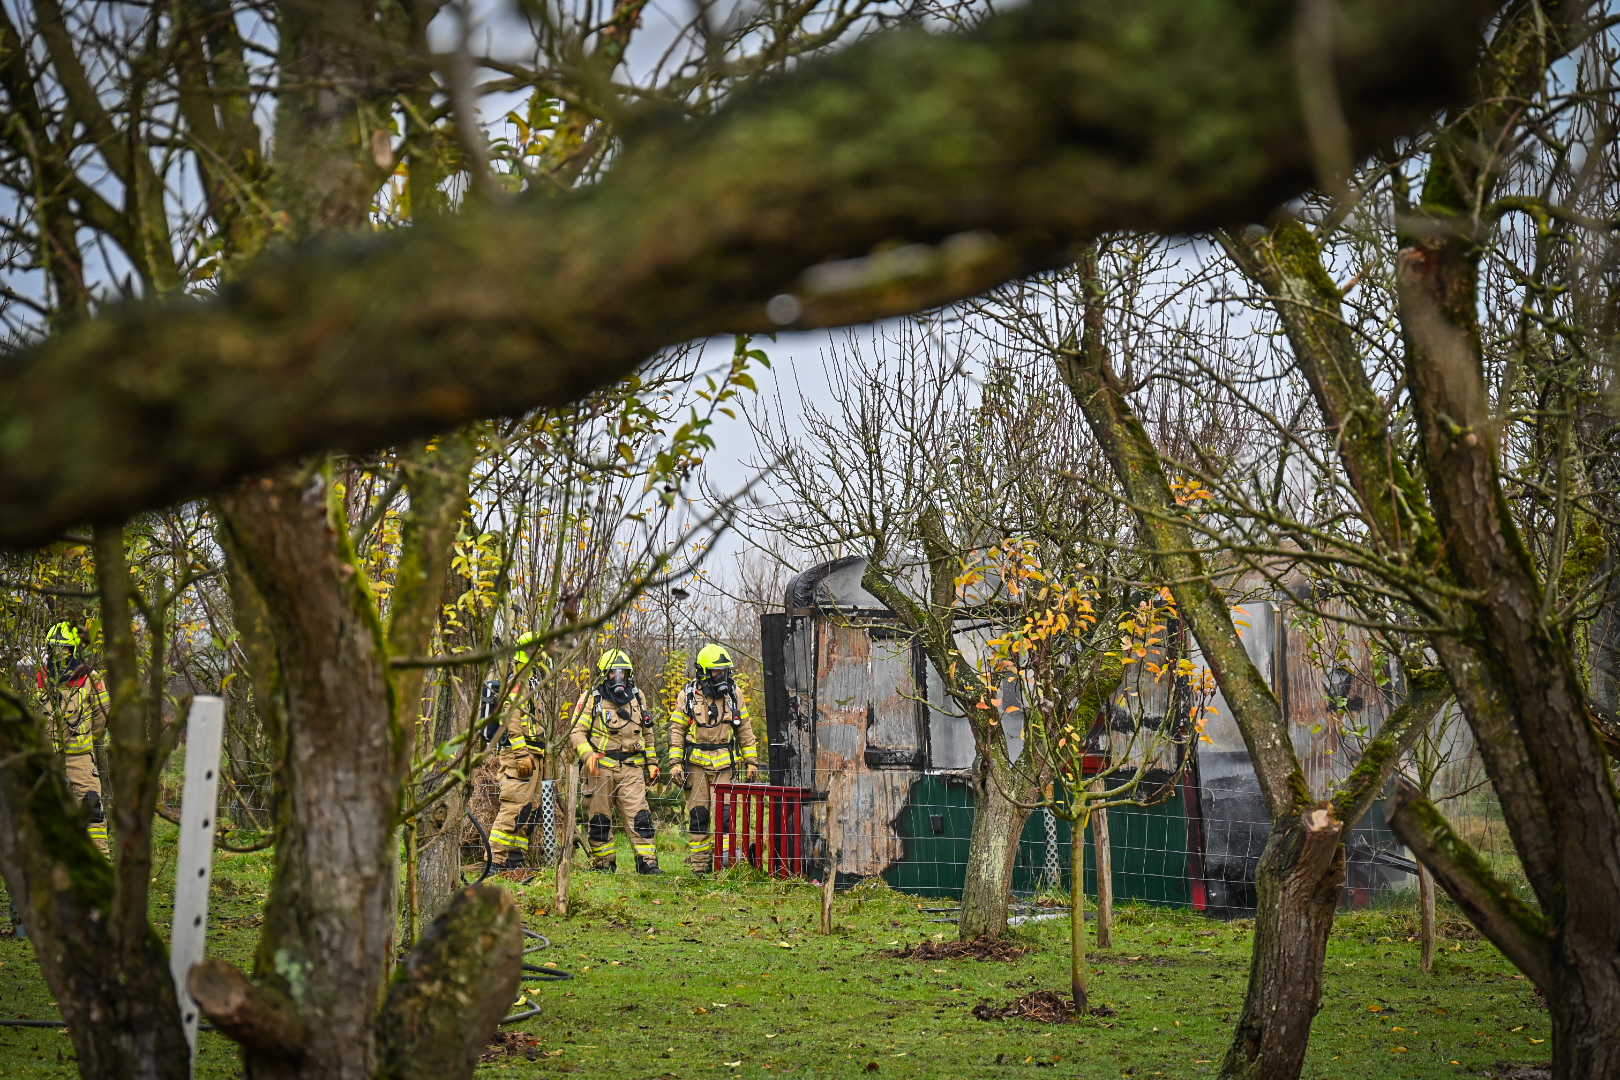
[712,784,810,878]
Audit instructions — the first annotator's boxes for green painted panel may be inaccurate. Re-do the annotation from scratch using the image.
[883,776,1192,908]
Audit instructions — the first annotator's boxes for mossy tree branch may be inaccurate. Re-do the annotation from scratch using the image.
[0,0,1496,548]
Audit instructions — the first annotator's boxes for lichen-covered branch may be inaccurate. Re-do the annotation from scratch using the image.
[0,0,1494,547]
[189,959,307,1061]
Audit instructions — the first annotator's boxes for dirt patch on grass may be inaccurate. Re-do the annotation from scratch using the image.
[480,1031,546,1063]
[885,937,1031,962]
[972,991,1074,1023]
[1482,1064,1550,1080]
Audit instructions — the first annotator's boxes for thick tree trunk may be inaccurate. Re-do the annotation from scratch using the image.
[1390,782,1620,1078]
[215,469,401,1080]
[0,526,190,1080]
[959,755,1033,940]
[0,691,189,1080]
[857,544,1045,943]
[211,466,520,1079]
[1222,807,1344,1080]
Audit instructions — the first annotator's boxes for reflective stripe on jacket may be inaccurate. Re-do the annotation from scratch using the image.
[56,677,107,755]
[568,687,653,768]
[668,682,756,771]
[502,688,546,754]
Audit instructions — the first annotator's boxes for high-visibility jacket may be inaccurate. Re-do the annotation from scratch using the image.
[669,682,756,771]
[569,687,654,769]
[501,682,546,756]
[56,675,108,755]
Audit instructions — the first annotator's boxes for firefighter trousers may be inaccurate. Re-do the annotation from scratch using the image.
[490,749,544,860]
[582,765,656,868]
[64,753,109,855]
[682,765,734,872]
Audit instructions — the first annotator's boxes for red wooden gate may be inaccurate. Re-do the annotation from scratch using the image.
[713,784,811,878]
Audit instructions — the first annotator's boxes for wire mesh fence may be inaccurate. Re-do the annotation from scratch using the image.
[140,747,1528,916]
[439,758,1528,917]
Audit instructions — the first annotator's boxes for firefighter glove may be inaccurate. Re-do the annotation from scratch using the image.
[647,763,661,783]
[670,763,686,787]
[585,751,604,776]
[515,756,535,779]
[746,763,760,782]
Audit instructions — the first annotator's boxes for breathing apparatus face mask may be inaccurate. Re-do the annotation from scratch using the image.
[699,670,735,700]
[602,669,636,706]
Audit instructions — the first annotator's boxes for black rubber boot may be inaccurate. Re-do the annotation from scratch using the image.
[496,851,535,882]
[635,857,664,875]
[587,862,617,874]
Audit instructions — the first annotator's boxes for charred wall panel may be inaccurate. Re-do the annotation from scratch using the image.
[1195,750,1268,916]
[864,631,925,767]
[815,619,910,876]
[781,614,818,790]
[762,613,790,784]
[925,663,975,771]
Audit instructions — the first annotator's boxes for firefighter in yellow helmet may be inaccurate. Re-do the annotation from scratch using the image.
[569,649,662,874]
[668,643,757,873]
[486,632,549,874]
[43,621,110,856]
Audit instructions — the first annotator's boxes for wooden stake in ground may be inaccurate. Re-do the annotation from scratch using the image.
[1093,802,1113,950]
[556,764,579,917]
[1418,862,1436,973]
[821,773,842,935]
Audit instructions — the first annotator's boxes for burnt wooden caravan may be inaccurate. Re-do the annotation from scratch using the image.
[760,557,1416,914]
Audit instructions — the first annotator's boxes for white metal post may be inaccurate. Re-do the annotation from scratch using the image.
[169,696,225,1077]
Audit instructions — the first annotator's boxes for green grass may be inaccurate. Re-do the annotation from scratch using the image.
[0,823,1550,1079]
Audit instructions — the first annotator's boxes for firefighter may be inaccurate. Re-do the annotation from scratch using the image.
[569,650,662,874]
[57,658,110,856]
[44,618,83,680]
[487,632,548,875]
[668,643,758,873]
